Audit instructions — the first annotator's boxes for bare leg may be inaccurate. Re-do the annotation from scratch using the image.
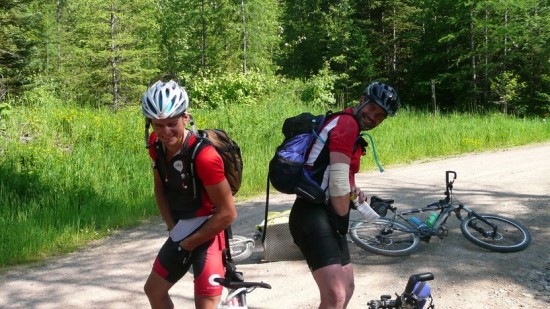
[144,271,175,309]
[342,263,355,308]
[312,263,355,309]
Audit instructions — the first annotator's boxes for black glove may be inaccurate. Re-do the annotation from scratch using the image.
[174,241,192,264]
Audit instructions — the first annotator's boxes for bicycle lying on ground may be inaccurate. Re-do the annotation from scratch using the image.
[368,272,435,309]
[349,171,531,256]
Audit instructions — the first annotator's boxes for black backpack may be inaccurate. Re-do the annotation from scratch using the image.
[192,129,243,196]
[268,111,334,202]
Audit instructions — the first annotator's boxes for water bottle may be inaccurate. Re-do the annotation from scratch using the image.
[409,217,426,228]
[425,212,438,228]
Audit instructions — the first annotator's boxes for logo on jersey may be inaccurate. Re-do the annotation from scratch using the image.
[173,160,183,172]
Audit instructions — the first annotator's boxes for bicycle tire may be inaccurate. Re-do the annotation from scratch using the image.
[460,213,531,252]
[349,218,420,257]
[229,235,255,262]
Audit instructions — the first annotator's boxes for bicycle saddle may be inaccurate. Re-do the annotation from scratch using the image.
[370,196,393,216]
[214,277,272,289]
[370,196,394,204]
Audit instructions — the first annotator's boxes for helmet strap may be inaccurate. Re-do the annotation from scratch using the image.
[353,97,369,116]
[187,113,198,135]
[144,118,152,149]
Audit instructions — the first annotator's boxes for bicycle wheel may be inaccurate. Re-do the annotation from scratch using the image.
[460,214,531,252]
[229,235,255,261]
[349,218,420,257]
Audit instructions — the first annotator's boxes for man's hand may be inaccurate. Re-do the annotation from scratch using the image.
[351,187,367,204]
[332,213,350,237]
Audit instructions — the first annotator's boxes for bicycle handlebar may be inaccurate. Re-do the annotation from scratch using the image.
[446,170,457,184]
[214,277,272,289]
[368,272,434,309]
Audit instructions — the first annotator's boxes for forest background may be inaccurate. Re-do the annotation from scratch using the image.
[1,0,549,266]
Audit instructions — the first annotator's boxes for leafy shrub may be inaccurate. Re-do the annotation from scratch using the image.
[299,62,337,107]
[0,102,11,120]
[183,70,279,109]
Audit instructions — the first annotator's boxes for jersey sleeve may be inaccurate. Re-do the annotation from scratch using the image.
[328,114,359,157]
[195,144,226,186]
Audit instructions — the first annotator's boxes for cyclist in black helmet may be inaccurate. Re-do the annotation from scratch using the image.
[288,82,400,309]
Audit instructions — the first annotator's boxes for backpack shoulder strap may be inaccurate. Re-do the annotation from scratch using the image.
[308,110,367,164]
[186,131,210,199]
[153,138,169,188]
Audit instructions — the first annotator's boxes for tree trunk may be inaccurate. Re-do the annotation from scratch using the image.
[470,10,477,112]
[241,0,247,74]
[431,79,437,115]
[57,0,63,71]
[201,0,206,69]
[392,6,397,73]
[484,8,489,109]
[110,3,119,110]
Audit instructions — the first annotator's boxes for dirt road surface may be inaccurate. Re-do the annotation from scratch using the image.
[1,142,549,309]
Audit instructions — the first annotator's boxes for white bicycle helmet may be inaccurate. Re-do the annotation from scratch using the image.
[142,80,189,119]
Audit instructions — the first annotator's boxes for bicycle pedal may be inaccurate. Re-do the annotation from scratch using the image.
[436,226,448,239]
[420,236,431,243]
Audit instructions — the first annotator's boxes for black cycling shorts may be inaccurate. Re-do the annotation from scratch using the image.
[288,198,350,272]
[152,233,225,296]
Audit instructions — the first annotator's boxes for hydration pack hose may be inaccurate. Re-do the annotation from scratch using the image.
[362,132,384,173]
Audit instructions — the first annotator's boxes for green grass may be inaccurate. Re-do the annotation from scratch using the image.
[1,90,549,267]
[366,111,550,169]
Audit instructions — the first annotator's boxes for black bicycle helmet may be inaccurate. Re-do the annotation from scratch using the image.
[363,82,400,116]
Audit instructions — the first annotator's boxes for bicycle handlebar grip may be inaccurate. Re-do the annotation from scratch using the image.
[404,272,434,294]
[367,299,397,309]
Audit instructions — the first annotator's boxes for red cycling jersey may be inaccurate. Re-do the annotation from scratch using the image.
[148,131,226,217]
[306,108,365,190]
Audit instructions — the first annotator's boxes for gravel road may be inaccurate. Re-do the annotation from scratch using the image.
[1,142,549,309]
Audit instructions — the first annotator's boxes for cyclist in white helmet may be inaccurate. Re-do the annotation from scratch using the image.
[142,79,237,309]
[288,82,400,309]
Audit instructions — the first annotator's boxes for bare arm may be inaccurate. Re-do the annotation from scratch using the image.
[329,151,352,216]
[179,179,237,251]
[153,169,176,231]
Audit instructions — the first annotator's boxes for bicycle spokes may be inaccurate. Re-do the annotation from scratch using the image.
[467,219,499,238]
[460,214,531,252]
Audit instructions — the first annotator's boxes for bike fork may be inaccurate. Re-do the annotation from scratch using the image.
[464,207,499,238]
